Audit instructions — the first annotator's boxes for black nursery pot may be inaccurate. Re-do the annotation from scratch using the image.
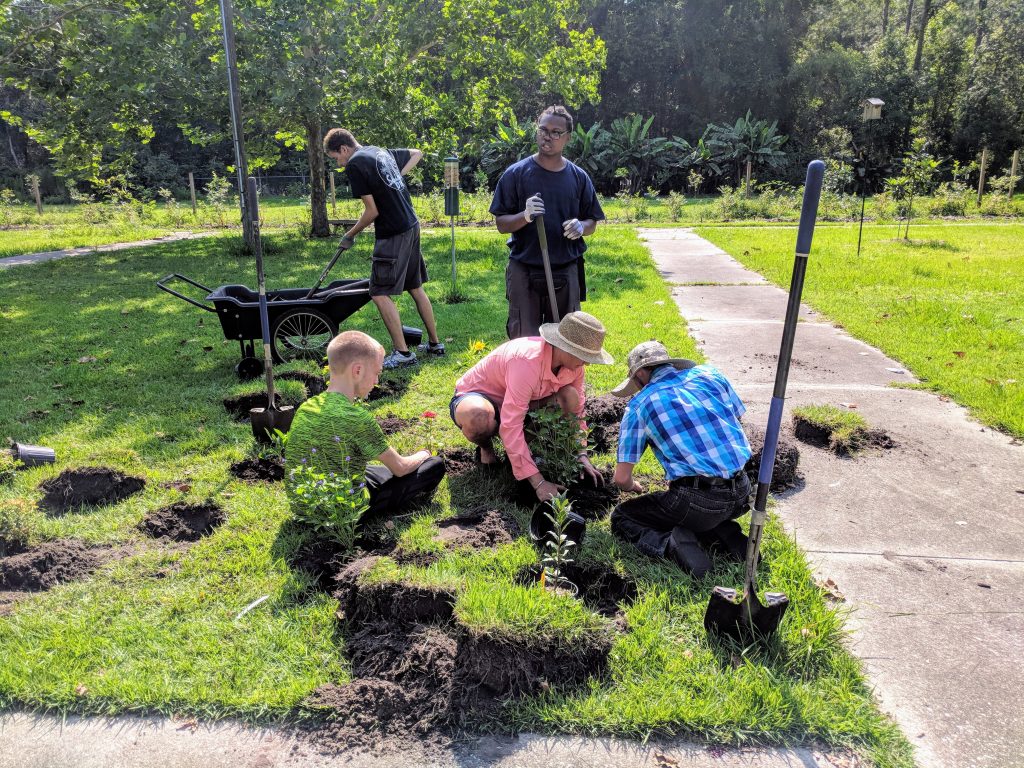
[529,505,587,549]
[12,442,56,467]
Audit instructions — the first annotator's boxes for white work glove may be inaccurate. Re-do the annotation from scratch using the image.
[562,218,584,240]
[524,194,545,223]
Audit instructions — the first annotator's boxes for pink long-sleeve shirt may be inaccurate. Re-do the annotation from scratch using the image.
[454,337,587,480]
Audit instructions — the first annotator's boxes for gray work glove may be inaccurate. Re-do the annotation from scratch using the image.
[524,194,545,222]
[562,218,584,240]
[339,234,355,250]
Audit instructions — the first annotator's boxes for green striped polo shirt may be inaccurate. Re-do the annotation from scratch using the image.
[284,391,389,484]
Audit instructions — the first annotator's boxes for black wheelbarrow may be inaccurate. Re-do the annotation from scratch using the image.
[156,274,422,379]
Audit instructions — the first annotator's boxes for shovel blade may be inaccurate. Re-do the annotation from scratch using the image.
[704,586,790,643]
[250,405,295,443]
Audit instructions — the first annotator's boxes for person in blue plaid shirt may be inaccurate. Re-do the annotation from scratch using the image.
[609,341,752,578]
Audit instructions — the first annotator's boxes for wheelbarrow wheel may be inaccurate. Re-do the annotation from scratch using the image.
[235,356,263,380]
[270,308,338,364]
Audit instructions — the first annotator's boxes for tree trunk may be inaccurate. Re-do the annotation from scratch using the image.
[975,0,987,51]
[913,0,932,72]
[905,0,914,34]
[305,116,330,237]
[882,0,890,34]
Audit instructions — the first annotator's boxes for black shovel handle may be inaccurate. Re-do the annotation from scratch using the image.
[305,238,349,299]
[246,176,278,412]
[745,160,825,593]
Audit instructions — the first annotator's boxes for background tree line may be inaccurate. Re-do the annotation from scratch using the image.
[1,0,1021,233]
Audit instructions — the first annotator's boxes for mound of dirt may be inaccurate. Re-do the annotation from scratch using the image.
[38,467,146,515]
[138,501,225,542]
[516,562,638,618]
[435,508,518,549]
[229,457,284,482]
[584,394,625,427]
[376,414,413,435]
[438,448,477,478]
[366,378,409,402]
[277,370,327,397]
[222,392,283,421]
[587,422,620,454]
[793,416,897,455]
[0,539,104,591]
[334,559,456,626]
[744,432,801,492]
[289,537,349,592]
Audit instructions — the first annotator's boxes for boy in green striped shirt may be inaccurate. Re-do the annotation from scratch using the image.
[285,331,445,521]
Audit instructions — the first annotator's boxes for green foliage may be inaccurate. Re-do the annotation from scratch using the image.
[666,190,686,221]
[0,498,32,552]
[525,406,586,488]
[541,492,577,590]
[251,429,288,463]
[287,458,368,547]
[480,116,536,186]
[607,115,675,194]
[0,452,23,487]
[703,111,788,187]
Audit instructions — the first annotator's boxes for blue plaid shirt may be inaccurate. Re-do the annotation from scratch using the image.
[617,365,751,480]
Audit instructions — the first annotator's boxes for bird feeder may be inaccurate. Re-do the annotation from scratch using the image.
[861,98,884,121]
[444,154,459,216]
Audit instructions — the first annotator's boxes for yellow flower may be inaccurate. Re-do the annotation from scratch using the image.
[468,339,487,354]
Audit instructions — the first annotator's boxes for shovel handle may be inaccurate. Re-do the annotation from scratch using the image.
[745,160,824,593]
[247,176,277,407]
[535,213,560,322]
[305,239,348,299]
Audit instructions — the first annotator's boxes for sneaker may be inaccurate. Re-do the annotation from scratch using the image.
[417,341,446,356]
[382,349,417,369]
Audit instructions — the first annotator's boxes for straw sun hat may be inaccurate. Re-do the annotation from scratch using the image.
[610,340,695,398]
[539,312,614,365]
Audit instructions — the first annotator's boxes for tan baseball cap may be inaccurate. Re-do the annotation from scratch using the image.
[610,340,695,398]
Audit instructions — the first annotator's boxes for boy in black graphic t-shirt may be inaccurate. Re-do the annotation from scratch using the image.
[323,128,444,369]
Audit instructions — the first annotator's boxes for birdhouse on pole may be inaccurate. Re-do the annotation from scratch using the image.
[861,98,884,121]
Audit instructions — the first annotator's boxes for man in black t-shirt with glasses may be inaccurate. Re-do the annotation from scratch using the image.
[324,128,444,369]
[490,105,605,339]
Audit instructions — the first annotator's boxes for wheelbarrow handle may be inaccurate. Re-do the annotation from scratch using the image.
[156,273,217,312]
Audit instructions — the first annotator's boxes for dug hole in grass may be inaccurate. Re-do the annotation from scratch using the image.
[0,227,913,765]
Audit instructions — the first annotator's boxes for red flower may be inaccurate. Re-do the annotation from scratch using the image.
[422,410,437,419]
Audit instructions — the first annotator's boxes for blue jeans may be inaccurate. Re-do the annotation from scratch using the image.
[610,473,751,576]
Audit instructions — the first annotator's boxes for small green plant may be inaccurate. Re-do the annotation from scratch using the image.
[666,190,686,221]
[204,172,234,227]
[0,451,24,485]
[540,492,577,592]
[288,451,368,546]
[524,406,586,487]
[0,497,33,553]
[251,429,288,462]
[0,189,18,226]
[687,169,703,195]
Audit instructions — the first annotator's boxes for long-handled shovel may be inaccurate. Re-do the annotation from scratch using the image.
[704,160,825,644]
[534,205,560,323]
[304,236,351,299]
[246,177,295,442]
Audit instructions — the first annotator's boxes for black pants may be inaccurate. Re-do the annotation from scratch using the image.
[363,456,445,519]
[506,259,582,339]
[610,473,751,578]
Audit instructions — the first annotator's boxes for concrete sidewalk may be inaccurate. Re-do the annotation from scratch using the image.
[640,228,1024,768]
[0,231,214,269]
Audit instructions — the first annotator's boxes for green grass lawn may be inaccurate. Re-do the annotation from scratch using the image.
[697,222,1024,438]
[0,228,911,766]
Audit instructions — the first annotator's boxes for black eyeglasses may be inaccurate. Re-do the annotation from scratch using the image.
[536,126,569,139]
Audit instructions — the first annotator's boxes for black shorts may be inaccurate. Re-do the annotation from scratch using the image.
[370,223,429,297]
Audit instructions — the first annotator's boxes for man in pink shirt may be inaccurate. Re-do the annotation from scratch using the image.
[449,312,613,502]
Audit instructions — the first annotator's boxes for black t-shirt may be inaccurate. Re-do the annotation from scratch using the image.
[489,156,605,267]
[345,147,417,239]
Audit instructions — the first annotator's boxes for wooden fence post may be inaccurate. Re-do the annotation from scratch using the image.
[976,146,988,206]
[30,176,42,213]
[329,172,337,215]
[188,172,197,215]
[1009,149,1020,200]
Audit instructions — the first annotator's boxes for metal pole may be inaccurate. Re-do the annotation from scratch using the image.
[1008,149,1019,200]
[31,176,42,214]
[188,172,197,216]
[976,146,988,206]
[856,166,867,257]
[450,216,457,294]
[218,0,253,248]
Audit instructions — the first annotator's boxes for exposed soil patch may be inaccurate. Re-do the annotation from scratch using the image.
[584,394,626,426]
[514,469,620,519]
[516,562,638,618]
[277,370,327,397]
[289,537,348,592]
[435,508,518,549]
[376,413,413,435]
[0,539,105,591]
[222,392,283,421]
[229,456,284,482]
[38,467,146,515]
[438,447,476,478]
[793,415,897,455]
[313,555,615,748]
[366,377,410,402]
[138,501,225,542]
[744,430,801,492]
[584,395,625,453]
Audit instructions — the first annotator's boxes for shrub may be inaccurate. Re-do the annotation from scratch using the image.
[540,492,577,591]
[666,190,686,221]
[525,406,586,487]
[287,454,368,547]
[0,451,23,485]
